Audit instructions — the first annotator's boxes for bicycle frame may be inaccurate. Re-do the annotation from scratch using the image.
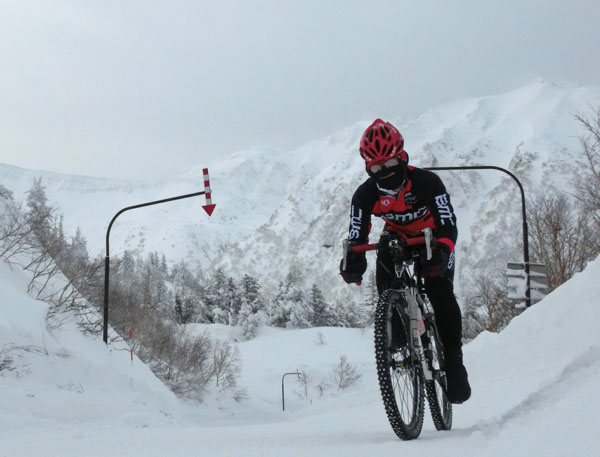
[349,228,453,437]
[349,228,437,382]
[395,266,434,382]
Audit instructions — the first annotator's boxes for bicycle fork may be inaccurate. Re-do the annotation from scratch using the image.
[401,288,434,382]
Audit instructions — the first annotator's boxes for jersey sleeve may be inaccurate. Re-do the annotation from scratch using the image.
[347,179,377,245]
[420,171,458,251]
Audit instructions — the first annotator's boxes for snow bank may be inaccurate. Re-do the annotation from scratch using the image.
[459,256,600,456]
[1,252,599,457]
[0,261,181,431]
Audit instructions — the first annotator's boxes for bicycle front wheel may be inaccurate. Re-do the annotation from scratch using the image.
[374,289,425,440]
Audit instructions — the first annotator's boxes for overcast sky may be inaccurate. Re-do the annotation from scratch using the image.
[1,0,599,180]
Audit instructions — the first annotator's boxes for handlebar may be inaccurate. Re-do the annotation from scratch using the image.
[342,229,434,281]
[350,235,427,254]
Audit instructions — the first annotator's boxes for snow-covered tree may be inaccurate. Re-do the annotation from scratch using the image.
[237,274,267,338]
[269,271,313,328]
[206,269,230,324]
[0,183,13,201]
[25,177,55,249]
[310,283,337,327]
[240,274,261,305]
[359,271,378,326]
[174,294,196,324]
[69,227,88,266]
[224,277,241,326]
[171,261,205,323]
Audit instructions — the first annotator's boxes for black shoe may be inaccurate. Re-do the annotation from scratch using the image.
[444,351,471,404]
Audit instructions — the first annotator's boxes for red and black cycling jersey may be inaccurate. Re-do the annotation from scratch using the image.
[347,166,457,251]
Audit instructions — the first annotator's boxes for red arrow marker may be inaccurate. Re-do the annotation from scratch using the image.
[202,168,216,216]
[203,204,216,216]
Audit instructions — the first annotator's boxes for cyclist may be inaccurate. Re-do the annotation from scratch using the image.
[340,119,471,404]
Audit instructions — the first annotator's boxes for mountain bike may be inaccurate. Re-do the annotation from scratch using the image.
[344,228,452,440]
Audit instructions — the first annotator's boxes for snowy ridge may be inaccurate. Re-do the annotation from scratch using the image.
[1,79,599,303]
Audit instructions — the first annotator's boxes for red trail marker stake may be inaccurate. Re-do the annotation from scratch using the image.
[202,168,216,216]
[129,328,134,365]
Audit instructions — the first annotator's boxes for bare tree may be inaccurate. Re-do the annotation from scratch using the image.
[0,200,35,261]
[296,371,311,399]
[44,260,104,333]
[574,108,600,230]
[210,339,241,390]
[331,355,361,390]
[528,191,599,290]
[465,274,519,334]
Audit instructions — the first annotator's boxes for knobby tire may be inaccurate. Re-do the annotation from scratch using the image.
[374,289,424,440]
[423,312,453,430]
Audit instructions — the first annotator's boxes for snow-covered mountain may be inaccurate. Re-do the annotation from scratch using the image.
[1,78,599,304]
[2,217,599,456]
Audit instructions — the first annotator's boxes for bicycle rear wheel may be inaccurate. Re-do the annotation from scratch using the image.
[374,289,424,440]
[423,313,452,430]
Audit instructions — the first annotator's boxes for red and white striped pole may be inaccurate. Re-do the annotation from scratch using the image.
[202,168,216,216]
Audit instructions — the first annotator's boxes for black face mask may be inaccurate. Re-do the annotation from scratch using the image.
[369,163,407,189]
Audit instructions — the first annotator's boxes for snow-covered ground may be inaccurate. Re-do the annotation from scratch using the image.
[1,251,599,457]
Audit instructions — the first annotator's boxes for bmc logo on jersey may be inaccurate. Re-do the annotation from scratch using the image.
[349,206,363,240]
[383,206,428,224]
[381,198,393,207]
[434,193,455,226]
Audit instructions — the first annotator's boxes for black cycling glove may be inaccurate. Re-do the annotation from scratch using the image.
[340,250,367,284]
[426,243,451,277]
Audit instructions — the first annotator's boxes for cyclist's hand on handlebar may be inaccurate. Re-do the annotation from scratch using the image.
[426,242,451,277]
[339,247,367,284]
[340,268,363,284]
[376,231,392,253]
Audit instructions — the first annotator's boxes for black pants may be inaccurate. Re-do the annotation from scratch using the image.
[375,249,463,353]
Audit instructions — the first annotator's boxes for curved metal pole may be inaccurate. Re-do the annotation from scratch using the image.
[281,370,300,411]
[425,165,531,307]
[103,190,206,343]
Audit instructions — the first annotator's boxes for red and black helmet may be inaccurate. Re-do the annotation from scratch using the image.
[359,119,408,167]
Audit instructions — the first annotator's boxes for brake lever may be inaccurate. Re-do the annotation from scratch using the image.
[424,228,433,261]
[342,239,349,271]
